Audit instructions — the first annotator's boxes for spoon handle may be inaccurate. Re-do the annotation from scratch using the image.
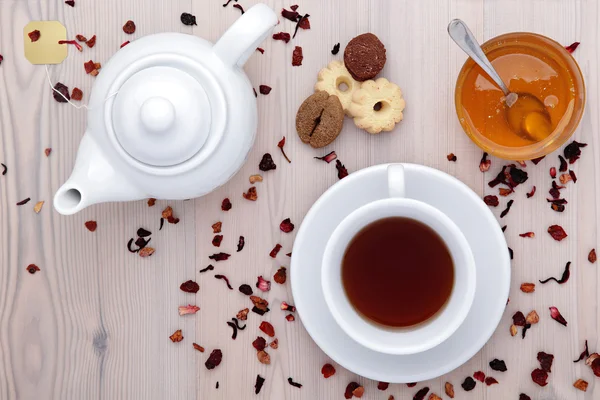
[448,19,510,96]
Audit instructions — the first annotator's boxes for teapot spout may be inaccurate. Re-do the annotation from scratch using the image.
[54,133,147,215]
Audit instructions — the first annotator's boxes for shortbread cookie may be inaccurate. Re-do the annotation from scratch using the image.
[344,33,387,81]
[349,78,406,134]
[296,91,344,148]
[314,61,360,115]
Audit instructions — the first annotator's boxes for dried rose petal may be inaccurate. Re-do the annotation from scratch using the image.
[549,306,567,326]
[44,148,52,157]
[243,186,258,201]
[259,321,275,337]
[336,160,349,179]
[548,225,567,241]
[489,358,507,371]
[526,186,536,198]
[221,198,232,211]
[285,314,295,322]
[270,244,282,258]
[483,195,499,207]
[214,275,233,290]
[565,41,580,53]
[413,387,430,399]
[531,368,548,386]
[586,353,600,366]
[259,85,272,95]
[519,232,535,238]
[592,358,600,377]
[209,252,230,261]
[26,264,40,274]
[526,310,539,324]
[273,32,291,43]
[292,46,303,66]
[138,247,155,257]
[500,199,514,218]
[447,153,457,162]
[249,174,263,184]
[256,276,271,292]
[512,311,526,326]
[169,329,183,342]
[537,351,554,372]
[473,371,485,382]
[315,151,337,163]
[280,218,294,233]
[377,382,389,391]
[485,377,498,386]
[519,394,531,400]
[344,382,360,399]
[564,140,587,164]
[236,308,249,320]
[407,383,417,387]
[86,35,96,48]
[273,267,287,284]
[257,350,271,364]
[520,283,535,293]
[193,343,204,352]
[205,349,222,370]
[587,248,597,263]
[539,261,571,284]
[65,1,75,7]
[573,379,588,392]
[84,60,96,74]
[281,301,296,312]
[569,169,577,183]
[321,363,336,378]
[71,87,83,101]
[479,152,491,172]
[444,383,454,399]
[180,280,199,293]
[558,155,568,171]
[255,375,265,394]
[238,284,253,296]
[123,20,136,34]
[178,304,200,315]
[252,336,267,351]
[211,235,223,247]
[461,377,475,391]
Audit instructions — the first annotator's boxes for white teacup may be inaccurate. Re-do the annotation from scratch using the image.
[321,164,476,355]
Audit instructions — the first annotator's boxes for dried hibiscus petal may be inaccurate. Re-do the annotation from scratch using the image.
[461,377,476,391]
[123,20,136,34]
[243,186,258,201]
[180,12,197,26]
[238,284,253,295]
[483,195,499,207]
[236,236,245,252]
[473,371,485,382]
[573,340,589,362]
[548,225,567,241]
[589,249,597,263]
[259,85,272,95]
[26,264,40,274]
[205,349,222,370]
[169,329,183,342]
[280,218,294,233]
[526,186,536,198]
[293,14,310,37]
[180,280,199,293]
[377,382,389,391]
[65,1,75,7]
[120,40,130,48]
[519,394,531,400]
[531,368,548,386]
[273,32,291,43]
[214,274,233,290]
[252,336,267,351]
[212,235,223,247]
[336,160,349,179]
[549,306,567,326]
[209,252,230,261]
[255,375,265,394]
[522,323,532,338]
[226,321,238,339]
[489,358,507,372]
[512,311,526,326]
[321,363,336,378]
[592,358,600,377]
[479,152,491,172]
[485,377,498,386]
[519,232,535,238]
[287,377,302,389]
[559,155,568,171]
[28,30,41,42]
[344,382,360,399]
[86,35,96,48]
[270,244,282,258]
[259,153,276,171]
[256,276,271,292]
[539,261,571,284]
[273,266,287,284]
[71,87,83,101]
[564,140,587,164]
[292,46,303,66]
[413,387,430,399]
[84,221,97,232]
[259,321,275,337]
[232,3,244,14]
[199,265,214,273]
[565,41,580,53]
[178,304,200,315]
[537,351,554,372]
[500,199,514,218]
[53,83,70,103]
[315,151,337,163]
[447,153,457,162]
[281,8,300,21]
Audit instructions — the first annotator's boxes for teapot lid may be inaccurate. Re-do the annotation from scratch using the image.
[111,65,211,166]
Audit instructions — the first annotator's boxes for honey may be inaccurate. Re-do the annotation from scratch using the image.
[455,33,585,160]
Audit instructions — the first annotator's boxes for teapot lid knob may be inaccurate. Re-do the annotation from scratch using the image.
[140,97,176,133]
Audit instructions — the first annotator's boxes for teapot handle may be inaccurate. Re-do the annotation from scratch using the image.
[213,3,278,68]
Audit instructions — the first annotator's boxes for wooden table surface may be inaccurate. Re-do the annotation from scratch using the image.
[1,0,598,399]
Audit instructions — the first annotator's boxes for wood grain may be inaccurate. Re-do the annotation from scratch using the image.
[0,0,598,399]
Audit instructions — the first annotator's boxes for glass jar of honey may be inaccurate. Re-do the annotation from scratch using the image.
[455,32,585,160]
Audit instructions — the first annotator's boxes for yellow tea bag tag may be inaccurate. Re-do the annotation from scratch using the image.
[24,21,67,65]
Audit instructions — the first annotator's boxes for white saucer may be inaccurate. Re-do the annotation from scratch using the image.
[291,164,511,383]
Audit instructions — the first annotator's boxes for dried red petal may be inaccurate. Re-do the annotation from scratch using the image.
[377,382,389,391]
[53,83,70,103]
[71,87,83,101]
[236,236,245,252]
[519,232,535,238]
[336,160,349,179]
[564,140,587,164]
[550,167,556,178]
[537,351,554,372]
[255,375,265,394]
[270,244,282,258]
[565,41,580,53]
[592,358,600,377]
[252,336,267,351]
[499,199,514,218]
[473,371,485,382]
[331,43,341,55]
[278,136,292,163]
[238,284,253,296]
[489,358,507,371]
[292,46,303,66]
[573,340,589,363]
[86,35,96,48]
[413,387,430,399]
[344,382,360,399]
[321,363,336,378]
[526,186,536,198]
[531,368,548,386]
[539,261,571,284]
[512,311,526,326]
[280,218,294,233]
[214,274,233,290]
[209,252,230,261]
[447,153,457,162]
[44,148,52,157]
[407,383,417,387]
[281,8,299,21]
[547,225,567,241]
[285,314,295,322]
[205,349,222,370]
[589,249,597,263]
[58,40,83,52]
[84,220,97,232]
[232,3,245,14]
[26,264,40,274]
[558,155,568,172]
[273,267,287,284]
[269,339,278,349]
[180,280,199,293]
[256,276,271,292]
[460,377,476,391]
[287,377,302,388]
[483,195,499,207]
[549,306,567,326]
[212,235,223,247]
[259,85,272,95]
[298,16,310,30]
[273,32,291,43]
[479,152,491,172]
[485,377,498,386]
[65,0,75,6]
[84,60,96,74]
[315,151,337,163]
[123,20,136,34]
[221,198,232,211]
[259,321,275,337]
[519,394,532,400]
[120,40,130,48]
[28,30,41,42]
[256,47,264,54]
[569,169,577,183]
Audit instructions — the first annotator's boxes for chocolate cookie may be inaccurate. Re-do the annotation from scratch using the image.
[296,91,344,148]
[343,33,386,81]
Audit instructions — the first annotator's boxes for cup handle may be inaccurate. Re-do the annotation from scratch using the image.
[387,164,406,198]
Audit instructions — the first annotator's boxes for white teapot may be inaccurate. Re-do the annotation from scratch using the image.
[54,4,277,215]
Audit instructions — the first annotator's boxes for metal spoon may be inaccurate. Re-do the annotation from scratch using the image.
[448,19,551,142]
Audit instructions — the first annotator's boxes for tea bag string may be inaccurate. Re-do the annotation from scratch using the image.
[44,64,119,110]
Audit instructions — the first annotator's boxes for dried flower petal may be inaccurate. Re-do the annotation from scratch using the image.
[53,83,70,102]
[214,275,233,290]
[178,304,200,315]
[120,40,130,48]
[209,252,230,261]
[259,321,275,337]
[564,140,587,164]
[531,368,548,386]
[288,377,302,389]
[205,349,222,370]
[270,244,282,258]
[519,232,535,238]
[252,336,267,351]
[138,247,155,257]
[479,152,491,172]
[428,395,442,400]
[285,314,295,322]
[256,276,271,292]
[461,377,476,391]
[446,153,457,162]
[250,295,269,311]
[512,311,526,326]
[33,201,44,214]
[249,174,263,184]
[592,358,600,377]
[86,35,96,48]
[26,264,40,274]
[259,153,276,171]
[169,329,183,342]
[211,221,222,233]
[573,340,589,363]
[315,151,337,163]
[519,394,531,400]
[280,301,296,312]
[71,87,83,101]
[526,186,536,198]
[180,12,197,26]
[548,225,567,241]
[193,343,204,352]
[565,42,580,53]
[273,267,287,284]
[221,198,232,211]
[273,31,291,43]
[257,350,270,364]
[235,236,245,252]
[499,188,513,196]
[526,310,539,324]
[573,379,588,392]
[510,324,518,336]
[489,359,507,371]
[407,383,417,387]
[280,218,294,233]
[199,265,214,273]
[84,221,97,232]
[236,308,249,320]
[212,235,223,247]
[259,85,272,95]
[550,167,557,178]
[520,283,535,293]
[586,353,600,366]
[321,363,336,378]
[243,186,258,201]
[344,382,360,399]
[484,377,498,386]
[58,39,83,52]
[444,383,454,399]
[537,351,554,372]
[376,382,389,391]
[588,249,597,263]
[500,199,514,218]
[255,375,265,394]
[292,46,303,66]
[238,284,253,296]
[539,261,571,284]
[336,160,349,179]
[180,280,199,293]
[44,148,52,157]
[558,155,568,172]
[123,20,136,34]
[483,195,499,207]
[473,371,485,382]
[522,323,532,338]
[549,306,567,326]
[226,321,238,339]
